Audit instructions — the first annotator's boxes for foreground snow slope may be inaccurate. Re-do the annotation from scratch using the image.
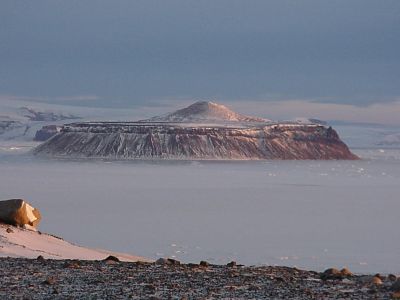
[0,224,149,262]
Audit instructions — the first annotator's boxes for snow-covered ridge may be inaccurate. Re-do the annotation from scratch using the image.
[0,106,80,142]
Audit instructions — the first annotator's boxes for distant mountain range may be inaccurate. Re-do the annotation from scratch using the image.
[0,107,79,142]
[34,101,358,160]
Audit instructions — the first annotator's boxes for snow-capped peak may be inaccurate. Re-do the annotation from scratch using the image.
[141,101,269,123]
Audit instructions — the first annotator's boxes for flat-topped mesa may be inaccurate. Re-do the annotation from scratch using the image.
[33,102,358,160]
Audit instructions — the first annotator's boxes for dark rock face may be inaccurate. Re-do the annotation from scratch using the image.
[0,199,41,228]
[34,125,61,141]
[34,122,358,160]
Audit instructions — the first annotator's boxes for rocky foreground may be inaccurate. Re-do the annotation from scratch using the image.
[0,257,399,300]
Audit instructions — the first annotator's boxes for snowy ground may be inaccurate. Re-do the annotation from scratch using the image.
[0,224,148,262]
[0,146,399,273]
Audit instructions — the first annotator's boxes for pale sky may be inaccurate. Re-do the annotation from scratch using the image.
[1,1,399,124]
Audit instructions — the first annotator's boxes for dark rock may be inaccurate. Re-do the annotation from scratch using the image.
[155,258,180,265]
[393,292,400,299]
[200,261,209,267]
[167,258,180,265]
[103,255,120,265]
[320,268,342,280]
[340,267,353,277]
[42,277,56,285]
[156,258,170,265]
[389,274,397,282]
[371,276,383,285]
[103,255,120,262]
[63,261,81,269]
[6,227,13,233]
[34,125,61,141]
[392,279,400,292]
[227,261,237,267]
[0,199,41,228]
[36,255,45,262]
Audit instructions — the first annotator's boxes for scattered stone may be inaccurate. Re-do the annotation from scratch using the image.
[199,261,209,267]
[103,255,120,263]
[0,258,394,299]
[389,274,398,282]
[167,258,181,265]
[0,199,41,228]
[393,291,400,299]
[321,268,342,280]
[227,261,237,267]
[340,267,353,277]
[36,255,45,262]
[42,277,56,285]
[63,261,81,269]
[371,276,383,285]
[155,258,180,265]
[392,279,400,292]
[156,258,170,265]
[6,227,13,233]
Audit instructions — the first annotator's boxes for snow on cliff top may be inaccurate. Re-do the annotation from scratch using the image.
[0,224,150,262]
[141,101,270,123]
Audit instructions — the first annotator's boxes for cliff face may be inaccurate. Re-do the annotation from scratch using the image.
[33,122,358,160]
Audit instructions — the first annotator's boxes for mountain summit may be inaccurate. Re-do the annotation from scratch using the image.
[142,101,269,123]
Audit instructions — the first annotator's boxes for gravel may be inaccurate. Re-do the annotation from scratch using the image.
[0,257,396,299]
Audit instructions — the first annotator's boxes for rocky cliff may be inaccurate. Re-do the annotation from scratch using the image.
[33,102,358,160]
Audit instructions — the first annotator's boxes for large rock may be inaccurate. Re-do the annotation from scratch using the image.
[0,199,41,228]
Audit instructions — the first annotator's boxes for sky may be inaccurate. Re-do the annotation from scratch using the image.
[1,1,400,123]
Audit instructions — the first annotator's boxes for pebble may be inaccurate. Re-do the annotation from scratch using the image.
[371,276,383,285]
